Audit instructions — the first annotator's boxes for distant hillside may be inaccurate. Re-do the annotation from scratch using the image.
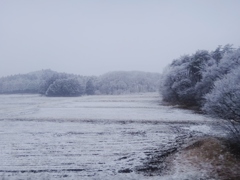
[0,70,161,96]
[0,70,48,94]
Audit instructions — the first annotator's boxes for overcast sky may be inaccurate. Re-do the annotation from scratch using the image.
[1,0,240,77]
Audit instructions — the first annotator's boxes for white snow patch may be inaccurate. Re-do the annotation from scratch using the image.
[0,93,220,179]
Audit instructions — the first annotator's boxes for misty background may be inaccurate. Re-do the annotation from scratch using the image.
[1,0,240,77]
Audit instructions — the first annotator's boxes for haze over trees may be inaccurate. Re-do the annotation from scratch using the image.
[0,70,161,97]
[160,44,240,123]
[95,71,161,95]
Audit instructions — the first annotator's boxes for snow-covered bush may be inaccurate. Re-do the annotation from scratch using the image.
[203,66,240,121]
[196,47,240,105]
[46,78,84,97]
[38,70,74,95]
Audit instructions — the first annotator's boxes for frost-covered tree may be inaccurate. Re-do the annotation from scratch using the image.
[46,78,84,97]
[160,44,240,125]
[194,46,238,104]
[85,79,95,95]
[96,71,161,95]
[38,70,72,95]
[0,72,42,94]
[160,50,212,106]
[160,55,192,104]
[38,70,60,94]
[187,50,211,83]
[160,45,239,107]
[0,69,160,96]
[203,65,240,121]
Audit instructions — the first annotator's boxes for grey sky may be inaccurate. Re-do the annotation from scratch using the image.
[1,0,240,77]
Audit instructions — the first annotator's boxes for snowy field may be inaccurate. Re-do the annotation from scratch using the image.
[0,93,221,179]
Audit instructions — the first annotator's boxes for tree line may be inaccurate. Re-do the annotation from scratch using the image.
[0,70,161,97]
[160,44,240,123]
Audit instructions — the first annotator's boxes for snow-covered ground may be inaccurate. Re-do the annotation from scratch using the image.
[0,93,221,179]
[0,93,215,122]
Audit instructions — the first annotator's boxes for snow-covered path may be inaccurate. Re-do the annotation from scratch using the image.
[0,93,219,179]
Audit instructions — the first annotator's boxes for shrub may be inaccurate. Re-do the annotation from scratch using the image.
[46,78,84,97]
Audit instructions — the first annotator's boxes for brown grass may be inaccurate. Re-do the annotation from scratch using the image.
[173,137,240,179]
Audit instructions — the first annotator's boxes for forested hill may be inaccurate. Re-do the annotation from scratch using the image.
[0,70,161,96]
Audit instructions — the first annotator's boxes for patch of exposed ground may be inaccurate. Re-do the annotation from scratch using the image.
[134,130,204,177]
[174,137,240,179]
[136,137,240,179]
[167,137,240,179]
